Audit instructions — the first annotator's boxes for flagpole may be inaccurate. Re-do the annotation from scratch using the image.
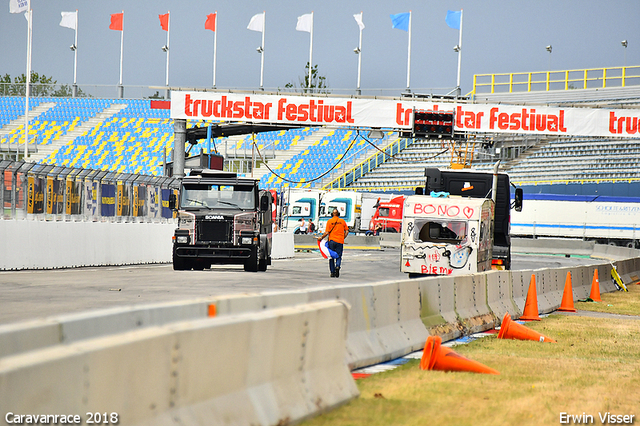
[213,11,218,88]
[456,9,464,97]
[118,10,124,98]
[357,11,363,94]
[260,11,265,90]
[406,10,412,91]
[308,11,314,91]
[72,10,78,97]
[165,11,170,88]
[24,1,32,159]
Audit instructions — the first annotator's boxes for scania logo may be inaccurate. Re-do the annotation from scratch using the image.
[205,215,224,220]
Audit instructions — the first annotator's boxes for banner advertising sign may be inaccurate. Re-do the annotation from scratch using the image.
[85,180,99,217]
[65,179,82,215]
[27,176,44,214]
[101,183,116,217]
[170,91,640,138]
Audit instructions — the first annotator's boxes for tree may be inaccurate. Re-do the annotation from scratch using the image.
[147,91,165,99]
[285,62,329,94]
[52,84,87,98]
[0,72,89,97]
[12,72,57,97]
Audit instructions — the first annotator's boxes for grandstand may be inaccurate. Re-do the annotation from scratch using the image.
[1,63,640,195]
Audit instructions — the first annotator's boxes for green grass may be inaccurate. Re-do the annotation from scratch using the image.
[303,287,640,426]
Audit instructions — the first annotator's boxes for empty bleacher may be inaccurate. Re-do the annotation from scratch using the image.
[3,94,640,191]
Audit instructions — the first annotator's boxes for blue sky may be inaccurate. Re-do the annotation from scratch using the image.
[1,0,638,97]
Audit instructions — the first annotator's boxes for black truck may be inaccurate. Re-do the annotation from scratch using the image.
[423,167,522,270]
[170,168,272,272]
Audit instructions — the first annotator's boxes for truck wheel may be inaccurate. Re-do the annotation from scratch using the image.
[244,249,259,272]
[172,247,188,271]
[258,254,268,272]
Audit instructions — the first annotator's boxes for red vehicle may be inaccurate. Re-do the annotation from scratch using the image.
[369,195,404,233]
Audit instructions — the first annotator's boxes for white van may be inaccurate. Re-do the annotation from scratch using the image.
[401,195,494,276]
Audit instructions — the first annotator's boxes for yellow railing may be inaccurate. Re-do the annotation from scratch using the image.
[469,65,640,96]
[322,136,413,190]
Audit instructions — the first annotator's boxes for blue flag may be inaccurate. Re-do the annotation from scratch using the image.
[446,10,461,30]
[390,12,410,32]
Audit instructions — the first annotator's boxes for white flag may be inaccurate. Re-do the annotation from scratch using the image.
[60,11,77,30]
[247,12,264,32]
[353,12,365,31]
[296,13,312,32]
[9,0,28,13]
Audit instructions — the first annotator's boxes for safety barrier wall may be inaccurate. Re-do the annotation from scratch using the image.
[0,301,358,426]
[2,249,639,425]
[0,220,175,269]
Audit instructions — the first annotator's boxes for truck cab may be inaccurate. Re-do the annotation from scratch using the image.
[171,169,272,272]
[401,194,494,277]
[318,191,360,233]
[369,195,405,233]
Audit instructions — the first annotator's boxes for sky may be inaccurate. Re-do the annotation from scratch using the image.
[0,0,639,98]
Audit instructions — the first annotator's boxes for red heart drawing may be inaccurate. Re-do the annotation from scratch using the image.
[463,206,474,218]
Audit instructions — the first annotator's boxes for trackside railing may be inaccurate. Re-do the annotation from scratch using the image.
[470,65,640,96]
[1,160,179,222]
[323,136,413,190]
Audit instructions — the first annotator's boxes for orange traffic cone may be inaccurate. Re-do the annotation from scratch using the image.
[558,271,577,312]
[589,269,602,302]
[420,335,499,375]
[520,274,541,321]
[497,312,556,343]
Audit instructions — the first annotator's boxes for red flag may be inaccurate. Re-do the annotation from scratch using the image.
[109,12,123,31]
[205,13,216,32]
[159,12,169,31]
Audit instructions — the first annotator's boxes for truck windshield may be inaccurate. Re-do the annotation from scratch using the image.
[180,184,255,210]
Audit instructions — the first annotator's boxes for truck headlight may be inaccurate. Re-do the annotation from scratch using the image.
[241,237,252,245]
[176,236,188,244]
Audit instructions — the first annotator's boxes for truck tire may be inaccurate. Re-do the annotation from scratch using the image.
[244,248,259,272]
[172,247,189,271]
[258,254,268,272]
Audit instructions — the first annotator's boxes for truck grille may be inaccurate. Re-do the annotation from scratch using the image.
[198,221,230,242]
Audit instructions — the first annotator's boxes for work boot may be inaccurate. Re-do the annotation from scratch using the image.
[335,266,340,278]
[330,272,336,277]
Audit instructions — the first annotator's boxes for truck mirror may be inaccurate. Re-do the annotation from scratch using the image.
[169,193,177,210]
[514,188,523,212]
[260,193,270,212]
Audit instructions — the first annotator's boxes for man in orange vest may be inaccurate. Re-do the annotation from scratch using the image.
[317,208,349,277]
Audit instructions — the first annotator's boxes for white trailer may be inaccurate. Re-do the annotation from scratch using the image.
[401,195,495,276]
[511,194,640,247]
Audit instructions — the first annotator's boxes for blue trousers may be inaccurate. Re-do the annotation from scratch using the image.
[328,240,343,273]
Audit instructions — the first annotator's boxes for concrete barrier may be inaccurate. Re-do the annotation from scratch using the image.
[0,220,175,270]
[486,270,520,321]
[0,300,358,426]
[271,232,294,259]
[453,274,495,334]
[417,276,461,341]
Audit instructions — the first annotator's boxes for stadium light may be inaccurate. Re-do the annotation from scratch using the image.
[453,45,460,52]
[161,45,169,52]
[70,44,77,51]
[256,46,264,53]
[621,40,628,48]
[353,47,360,54]
[545,45,552,53]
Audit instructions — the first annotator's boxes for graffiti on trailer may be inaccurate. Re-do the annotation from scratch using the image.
[412,203,475,219]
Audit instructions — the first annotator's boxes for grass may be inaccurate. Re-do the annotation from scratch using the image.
[303,286,640,426]
[576,280,640,316]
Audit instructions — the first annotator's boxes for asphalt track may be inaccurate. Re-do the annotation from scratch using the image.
[0,248,602,325]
